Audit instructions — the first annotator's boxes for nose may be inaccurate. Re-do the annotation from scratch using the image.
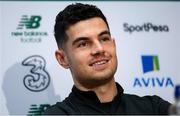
[91,41,105,56]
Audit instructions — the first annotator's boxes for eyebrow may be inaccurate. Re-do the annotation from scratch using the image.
[99,30,111,37]
[72,30,111,46]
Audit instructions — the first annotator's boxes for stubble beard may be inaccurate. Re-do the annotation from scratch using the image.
[73,62,118,90]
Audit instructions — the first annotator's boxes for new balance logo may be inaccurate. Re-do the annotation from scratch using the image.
[17,15,41,29]
[28,104,50,115]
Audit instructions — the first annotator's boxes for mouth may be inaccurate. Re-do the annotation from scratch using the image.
[89,58,109,70]
[90,60,108,66]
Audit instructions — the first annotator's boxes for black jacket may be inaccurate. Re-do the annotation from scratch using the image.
[44,83,171,115]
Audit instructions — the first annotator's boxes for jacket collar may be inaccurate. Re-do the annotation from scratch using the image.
[71,82,124,104]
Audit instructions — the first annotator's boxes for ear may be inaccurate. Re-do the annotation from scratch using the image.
[55,49,70,69]
[112,37,116,47]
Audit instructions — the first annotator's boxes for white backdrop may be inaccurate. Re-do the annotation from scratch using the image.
[0,1,180,115]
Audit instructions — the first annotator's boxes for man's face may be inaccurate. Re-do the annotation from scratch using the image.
[57,17,118,88]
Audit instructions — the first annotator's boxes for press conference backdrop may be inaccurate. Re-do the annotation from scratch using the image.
[0,1,180,115]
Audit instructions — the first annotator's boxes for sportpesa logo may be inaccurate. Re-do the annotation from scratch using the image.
[123,22,169,34]
[22,55,50,92]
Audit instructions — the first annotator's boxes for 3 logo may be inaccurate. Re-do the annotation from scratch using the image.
[22,55,50,92]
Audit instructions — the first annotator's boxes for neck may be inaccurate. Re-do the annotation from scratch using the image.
[75,78,117,103]
[94,79,117,103]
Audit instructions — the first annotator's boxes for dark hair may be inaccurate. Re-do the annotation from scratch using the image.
[54,3,110,49]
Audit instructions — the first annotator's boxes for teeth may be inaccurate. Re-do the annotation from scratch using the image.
[93,61,107,66]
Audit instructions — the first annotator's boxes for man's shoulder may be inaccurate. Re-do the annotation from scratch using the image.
[121,93,171,114]
[43,101,68,115]
[123,93,170,104]
[43,95,78,115]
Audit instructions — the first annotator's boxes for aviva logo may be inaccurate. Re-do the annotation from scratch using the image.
[141,55,160,73]
[17,15,41,29]
[133,55,174,87]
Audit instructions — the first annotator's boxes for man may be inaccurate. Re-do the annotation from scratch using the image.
[44,3,171,115]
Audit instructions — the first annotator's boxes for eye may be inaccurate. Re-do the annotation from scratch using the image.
[77,41,89,48]
[100,36,111,43]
